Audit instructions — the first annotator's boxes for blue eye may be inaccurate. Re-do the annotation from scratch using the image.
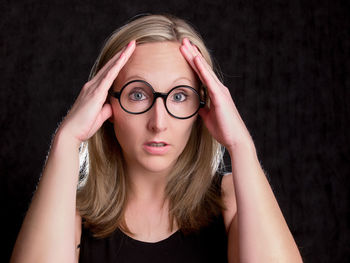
[131,92,145,100]
[128,89,148,101]
[172,92,187,102]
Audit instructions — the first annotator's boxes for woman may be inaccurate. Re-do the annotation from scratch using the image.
[10,14,303,262]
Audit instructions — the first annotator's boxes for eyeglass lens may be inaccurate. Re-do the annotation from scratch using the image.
[119,80,200,118]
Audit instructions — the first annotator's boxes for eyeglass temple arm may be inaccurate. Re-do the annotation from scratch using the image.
[199,85,207,108]
[108,90,121,99]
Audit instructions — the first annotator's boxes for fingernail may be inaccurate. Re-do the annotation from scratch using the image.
[127,40,134,47]
[183,37,189,45]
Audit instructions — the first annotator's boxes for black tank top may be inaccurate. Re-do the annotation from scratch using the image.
[79,174,228,263]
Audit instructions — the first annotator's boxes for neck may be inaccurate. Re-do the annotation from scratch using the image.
[125,165,170,204]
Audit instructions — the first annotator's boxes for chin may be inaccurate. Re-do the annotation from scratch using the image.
[139,155,177,174]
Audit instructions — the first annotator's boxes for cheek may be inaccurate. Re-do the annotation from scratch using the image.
[113,118,143,156]
[175,118,197,146]
[111,105,135,145]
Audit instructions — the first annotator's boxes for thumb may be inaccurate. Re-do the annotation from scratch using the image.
[99,103,113,123]
[198,106,210,121]
[89,103,113,136]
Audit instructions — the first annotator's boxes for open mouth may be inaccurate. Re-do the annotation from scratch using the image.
[143,141,170,155]
[147,142,167,147]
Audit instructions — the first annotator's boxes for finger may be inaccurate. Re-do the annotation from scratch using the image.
[192,55,222,100]
[92,40,135,84]
[88,103,113,136]
[181,39,226,103]
[180,42,220,109]
[183,38,222,86]
[192,45,221,84]
[180,40,205,84]
[198,106,210,120]
[180,43,218,101]
[96,40,136,93]
[92,48,125,81]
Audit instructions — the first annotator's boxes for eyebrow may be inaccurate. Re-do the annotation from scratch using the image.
[123,75,195,88]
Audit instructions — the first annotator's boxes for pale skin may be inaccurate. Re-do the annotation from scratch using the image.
[10,38,303,263]
[108,41,199,242]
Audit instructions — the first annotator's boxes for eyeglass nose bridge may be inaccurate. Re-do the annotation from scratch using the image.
[147,91,172,116]
[153,91,168,102]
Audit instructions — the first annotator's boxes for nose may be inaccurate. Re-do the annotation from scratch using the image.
[147,97,168,133]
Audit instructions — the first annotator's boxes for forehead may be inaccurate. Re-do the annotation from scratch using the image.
[114,41,198,89]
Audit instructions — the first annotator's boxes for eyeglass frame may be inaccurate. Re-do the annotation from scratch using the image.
[108,79,206,120]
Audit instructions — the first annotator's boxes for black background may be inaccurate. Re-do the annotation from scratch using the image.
[2,0,349,262]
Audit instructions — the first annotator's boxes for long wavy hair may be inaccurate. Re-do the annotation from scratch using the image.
[76,13,226,238]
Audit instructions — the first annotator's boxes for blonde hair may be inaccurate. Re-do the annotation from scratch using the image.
[76,13,225,238]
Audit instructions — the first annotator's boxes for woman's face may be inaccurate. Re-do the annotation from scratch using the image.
[110,41,199,175]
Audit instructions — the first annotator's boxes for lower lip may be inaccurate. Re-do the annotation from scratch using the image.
[143,144,170,155]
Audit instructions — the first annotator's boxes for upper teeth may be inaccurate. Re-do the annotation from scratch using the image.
[149,143,165,147]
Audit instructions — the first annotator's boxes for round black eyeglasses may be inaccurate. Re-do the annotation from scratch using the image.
[108,80,206,119]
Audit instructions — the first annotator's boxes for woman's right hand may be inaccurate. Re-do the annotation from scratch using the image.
[57,40,136,146]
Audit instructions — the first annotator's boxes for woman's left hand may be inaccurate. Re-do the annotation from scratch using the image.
[180,38,254,153]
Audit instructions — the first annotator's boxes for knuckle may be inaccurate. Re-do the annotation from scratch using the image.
[207,78,215,86]
[82,82,97,96]
[82,82,91,90]
[103,69,116,82]
[91,85,102,96]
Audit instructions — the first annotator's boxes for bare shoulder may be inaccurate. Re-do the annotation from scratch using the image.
[75,209,82,262]
[221,173,237,233]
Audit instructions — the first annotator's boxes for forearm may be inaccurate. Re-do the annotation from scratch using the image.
[10,129,81,263]
[228,142,302,262]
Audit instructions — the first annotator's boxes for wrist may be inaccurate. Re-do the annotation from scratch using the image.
[53,127,82,150]
[227,139,257,158]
